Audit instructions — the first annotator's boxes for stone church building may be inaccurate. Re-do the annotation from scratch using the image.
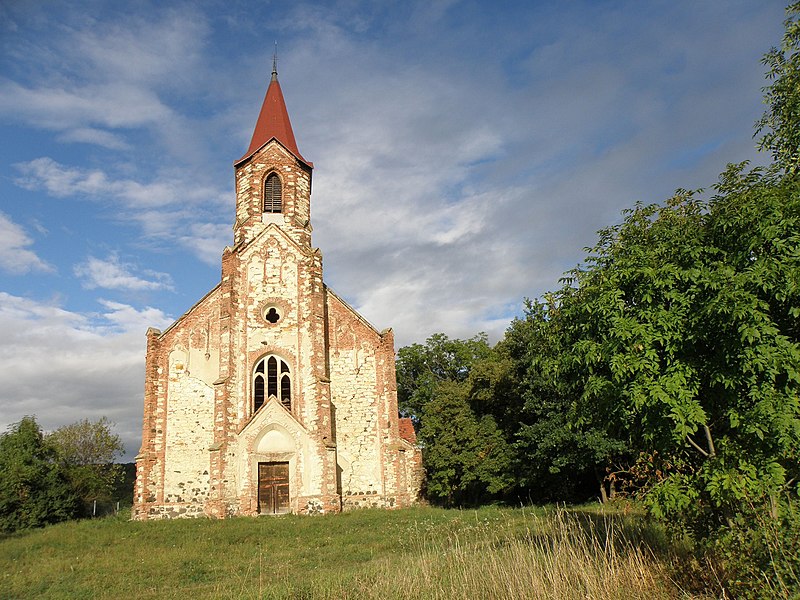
[133,65,422,519]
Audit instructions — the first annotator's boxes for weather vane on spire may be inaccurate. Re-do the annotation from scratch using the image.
[271,42,278,81]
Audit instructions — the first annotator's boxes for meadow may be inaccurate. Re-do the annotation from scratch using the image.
[0,504,712,599]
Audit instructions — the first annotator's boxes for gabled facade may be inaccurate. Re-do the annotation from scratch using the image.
[133,66,422,519]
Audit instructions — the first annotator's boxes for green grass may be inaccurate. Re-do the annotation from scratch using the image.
[0,504,708,599]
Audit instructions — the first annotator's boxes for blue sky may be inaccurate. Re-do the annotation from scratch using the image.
[0,0,787,459]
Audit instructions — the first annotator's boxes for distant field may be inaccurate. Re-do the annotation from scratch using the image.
[0,504,707,599]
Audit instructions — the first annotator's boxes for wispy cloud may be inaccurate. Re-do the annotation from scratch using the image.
[0,80,171,131]
[14,157,182,207]
[177,222,231,266]
[279,1,781,346]
[97,299,174,334]
[0,7,208,151]
[0,212,53,274]
[0,292,172,459]
[57,127,130,150]
[74,254,173,291]
[12,157,230,264]
[0,0,786,460]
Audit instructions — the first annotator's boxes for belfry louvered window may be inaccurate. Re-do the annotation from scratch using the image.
[263,173,282,213]
[254,355,291,412]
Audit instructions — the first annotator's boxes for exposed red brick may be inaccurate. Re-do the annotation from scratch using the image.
[398,418,417,444]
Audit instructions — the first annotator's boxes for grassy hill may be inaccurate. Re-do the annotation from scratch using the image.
[0,504,707,599]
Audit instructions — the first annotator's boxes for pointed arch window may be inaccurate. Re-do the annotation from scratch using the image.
[263,173,282,213]
[253,355,291,412]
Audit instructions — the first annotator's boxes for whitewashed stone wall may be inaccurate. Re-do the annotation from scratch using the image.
[162,347,214,507]
[330,342,382,496]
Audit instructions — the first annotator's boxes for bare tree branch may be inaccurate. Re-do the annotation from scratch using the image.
[686,434,710,457]
[704,425,716,458]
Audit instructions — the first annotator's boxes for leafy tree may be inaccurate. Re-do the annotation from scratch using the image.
[495,8,800,590]
[397,334,517,505]
[418,380,514,506]
[396,333,492,426]
[556,167,800,535]
[756,2,800,173]
[0,417,78,533]
[503,297,630,503]
[48,417,124,516]
[464,351,524,442]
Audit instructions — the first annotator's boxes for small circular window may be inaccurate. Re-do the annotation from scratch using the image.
[260,299,289,325]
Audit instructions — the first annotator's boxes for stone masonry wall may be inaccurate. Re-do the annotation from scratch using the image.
[328,294,423,510]
[133,287,222,519]
[162,369,213,505]
[326,291,407,508]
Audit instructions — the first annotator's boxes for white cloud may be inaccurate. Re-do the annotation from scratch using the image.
[13,157,108,197]
[57,127,130,150]
[0,212,53,274]
[283,0,783,348]
[0,0,786,362]
[0,293,172,460]
[69,10,208,86]
[0,80,172,131]
[14,157,177,207]
[13,156,227,211]
[178,222,231,266]
[0,0,788,473]
[12,157,231,264]
[74,254,173,291]
[97,299,174,334]
[0,8,208,151]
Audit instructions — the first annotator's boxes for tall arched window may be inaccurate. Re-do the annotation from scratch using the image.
[263,173,282,213]
[253,355,291,411]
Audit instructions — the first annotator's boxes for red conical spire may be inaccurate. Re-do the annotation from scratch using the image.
[237,54,309,166]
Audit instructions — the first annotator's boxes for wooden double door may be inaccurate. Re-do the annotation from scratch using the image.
[258,462,290,514]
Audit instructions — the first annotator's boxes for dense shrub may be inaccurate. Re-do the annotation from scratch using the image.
[0,417,79,533]
[710,498,800,599]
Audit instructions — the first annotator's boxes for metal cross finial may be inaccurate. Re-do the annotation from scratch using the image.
[271,42,278,81]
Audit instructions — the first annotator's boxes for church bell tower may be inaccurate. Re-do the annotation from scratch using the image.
[232,58,313,249]
[133,60,422,520]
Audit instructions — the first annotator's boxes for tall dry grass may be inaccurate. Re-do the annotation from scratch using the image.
[343,507,689,600]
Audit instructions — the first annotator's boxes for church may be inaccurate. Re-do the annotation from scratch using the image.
[132,64,422,519]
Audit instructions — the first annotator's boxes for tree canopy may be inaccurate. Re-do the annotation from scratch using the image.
[0,417,79,533]
[757,1,800,173]
[0,416,126,532]
[553,167,800,532]
[48,417,124,517]
[396,332,493,425]
[396,334,516,506]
